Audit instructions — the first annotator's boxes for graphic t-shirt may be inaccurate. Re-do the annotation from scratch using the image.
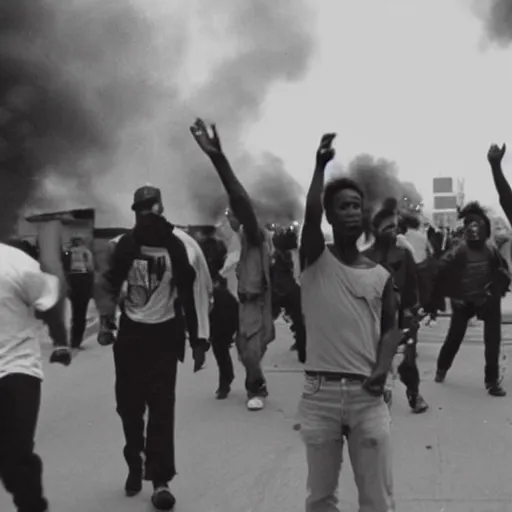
[0,243,60,380]
[123,245,176,324]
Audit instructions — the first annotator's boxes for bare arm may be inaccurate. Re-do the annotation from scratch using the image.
[299,133,337,270]
[299,163,326,269]
[363,275,400,395]
[488,144,512,224]
[210,153,261,246]
[490,163,512,225]
[374,276,401,376]
[190,118,260,246]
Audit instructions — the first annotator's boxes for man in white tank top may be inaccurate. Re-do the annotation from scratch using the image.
[298,134,400,512]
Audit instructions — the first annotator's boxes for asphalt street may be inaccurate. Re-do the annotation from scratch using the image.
[1,315,512,511]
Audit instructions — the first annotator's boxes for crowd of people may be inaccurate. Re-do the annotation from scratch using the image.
[0,121,511,511]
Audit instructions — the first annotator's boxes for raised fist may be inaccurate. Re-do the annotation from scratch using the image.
[488,143,506,167]
[316,133,336,168]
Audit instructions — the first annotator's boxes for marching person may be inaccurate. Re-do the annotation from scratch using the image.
[0,221,71,512]
[190,118,275,411]
[299,133,399,512]
[95,185,209,511]
[64,236,94,349]
[429,199,509,397]
[271,226,306,362]
[196,229,239,399]
[364,199,429,414]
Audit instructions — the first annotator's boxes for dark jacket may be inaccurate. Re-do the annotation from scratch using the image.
[430,241,510,306]
[364,243,418,311]
[95,214,198,361]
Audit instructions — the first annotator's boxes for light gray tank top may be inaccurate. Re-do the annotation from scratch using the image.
[301,248,390,376]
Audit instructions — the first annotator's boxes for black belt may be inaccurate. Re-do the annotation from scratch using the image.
[305,371,367,382]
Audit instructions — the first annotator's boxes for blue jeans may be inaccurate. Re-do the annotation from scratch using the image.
[298,374,394,512]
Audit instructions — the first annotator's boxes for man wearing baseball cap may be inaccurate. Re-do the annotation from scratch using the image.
[95,185,208,511]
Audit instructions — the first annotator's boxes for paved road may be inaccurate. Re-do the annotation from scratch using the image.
[2,320,512,512]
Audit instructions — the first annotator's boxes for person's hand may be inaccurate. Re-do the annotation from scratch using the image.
[190,118,222,158]
[316,133,336,168]
[98,330,116,346]
[488,143,506,167]
[49,347,72,366]
[97,316,117,346]
[192,339,210,373]
[363,370,387,397]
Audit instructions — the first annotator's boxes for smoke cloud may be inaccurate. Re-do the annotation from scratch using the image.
[478,0,512,45]
[1,0,314,235]
[346,154,423,214]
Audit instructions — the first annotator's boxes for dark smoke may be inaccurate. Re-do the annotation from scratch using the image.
[0,0,105,238]
[2,0,313,233]
[143,0,314,225]
[479,0,512,45]
[249,153,304,224]
[1,0,182,235]
[346,154,423,214]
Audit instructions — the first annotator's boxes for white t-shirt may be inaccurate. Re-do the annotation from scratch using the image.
[0,243,61,380]
[403,229,430,264]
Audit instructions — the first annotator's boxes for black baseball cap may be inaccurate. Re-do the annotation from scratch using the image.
[131,186,162,212]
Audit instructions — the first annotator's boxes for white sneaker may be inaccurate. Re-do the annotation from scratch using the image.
[247,397,265,411]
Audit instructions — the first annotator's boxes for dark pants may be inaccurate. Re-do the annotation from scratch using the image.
[0,374,47,512]
[437,299,502,385]
[210,286,238,390]
[68,273,93,348]
[397,313,420,395]
[272,283,306,362]
[114,317,181,484]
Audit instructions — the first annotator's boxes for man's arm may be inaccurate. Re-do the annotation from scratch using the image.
[299,133,336,270]
[95,236,132,320]
[488,144,512,224]
[300,164,326,270]
[374,276,401,376]
[22,270,68,348]
[490,162,512,224]
[209,153,261,246]
[190,119,260,246]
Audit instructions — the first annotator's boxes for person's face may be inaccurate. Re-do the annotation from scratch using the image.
[327,188,363,238]
[376,214,398,243]
[464,215,486,242]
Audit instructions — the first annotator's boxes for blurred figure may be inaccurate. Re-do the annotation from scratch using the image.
[64,236,94,349]
[0,227,71,512]
[271,226,306,363]
[218,209,242,299]
[197,229,239,399]
[364,198,429,414]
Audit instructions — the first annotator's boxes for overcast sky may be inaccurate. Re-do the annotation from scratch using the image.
[242,0,512,214]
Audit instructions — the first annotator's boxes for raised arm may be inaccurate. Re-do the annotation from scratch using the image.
[488,144,512,225]
[299,133,336,270]
[190,118,261,246]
